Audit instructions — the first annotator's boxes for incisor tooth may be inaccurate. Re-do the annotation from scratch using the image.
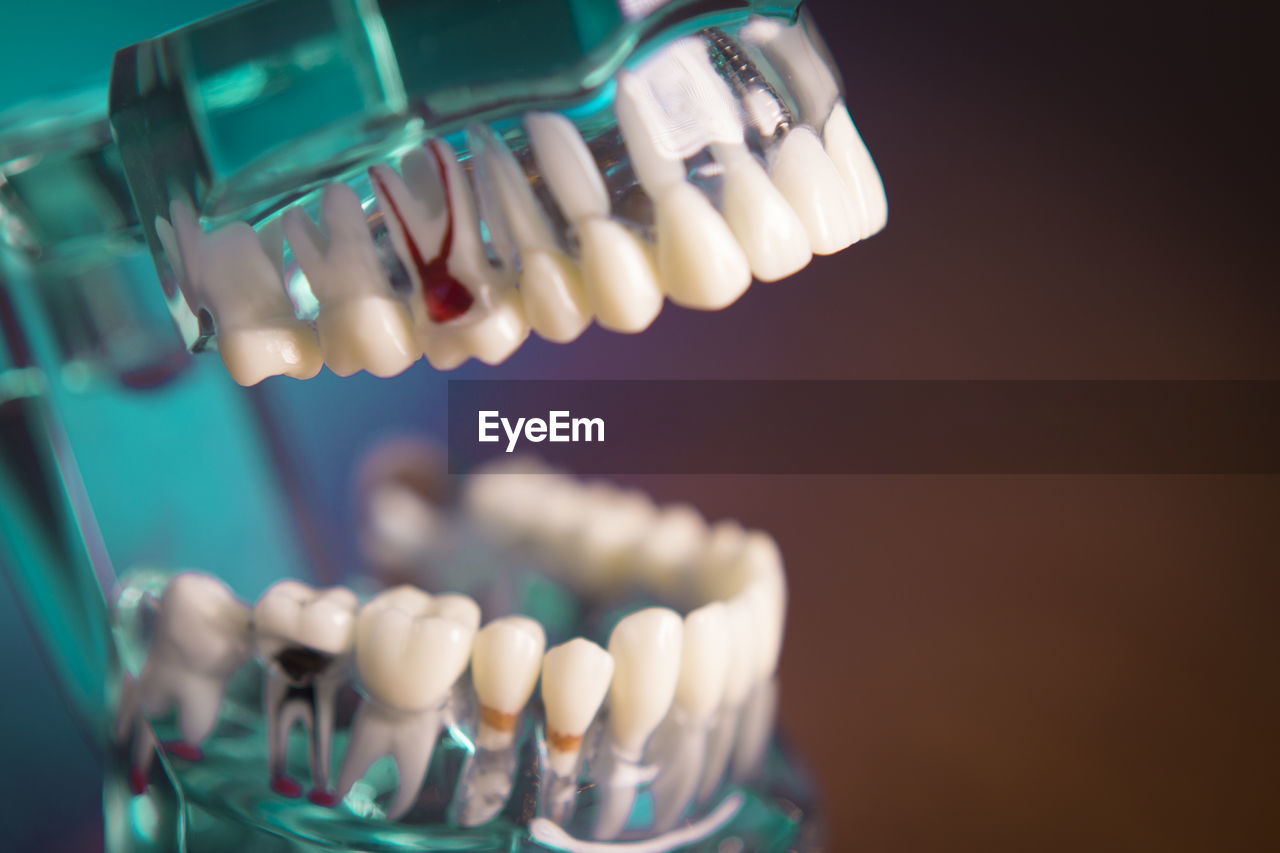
[716,146,813,282]
[769,127,860,255]
[606,607,683,757]
[520,248,592,343]
[576,217,663,334]
[471,616,546,749]
[540,638,614,777]
[824,100,889,239]
[674,602,731,723]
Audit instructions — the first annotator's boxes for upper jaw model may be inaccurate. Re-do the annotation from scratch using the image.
[110,1,888,385]
[113,459,794,847]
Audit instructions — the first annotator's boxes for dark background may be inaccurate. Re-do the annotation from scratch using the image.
[3,0,1277,850]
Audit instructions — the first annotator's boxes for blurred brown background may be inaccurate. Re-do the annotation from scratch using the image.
[513,1,1277,849]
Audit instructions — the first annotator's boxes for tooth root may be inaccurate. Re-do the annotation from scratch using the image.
[334,700,443,821]
[731,677,778,782]
[606,607,684,758]
[540,638,614,777]
[168,201,322,386]
[577,217,663,333]
[649,716,709,832]
[282,183,419,378]
[824,100,889,239]
[471,616,546,749]
[769,127,861,255]
[741,15,841,128]
[520,249,592,343]
[696,703,741,803]
[716,147,813,282]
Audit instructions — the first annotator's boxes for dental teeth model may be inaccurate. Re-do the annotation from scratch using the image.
[253,580,359,803]
[115,572,252,791]
[115,10,886,385]
[113,459,793,843]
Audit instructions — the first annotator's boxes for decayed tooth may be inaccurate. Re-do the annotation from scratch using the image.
[128,572,251,769]
[164,202,322,386]
[540,638,614,777]
[282,184,420,378]
[253,581,358,802]
[336,585,478,820]
[526,112,663,333]
[472,126,592,343]
[769,126,861,255]
[650,602,731,831]
[605,607,684,758]
[614,68,751,310]
[471,616,546,749]
[375,143,529,370]
[714,144,813,282]
[823,100,889,239]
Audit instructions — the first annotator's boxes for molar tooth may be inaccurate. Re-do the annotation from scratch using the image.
[540,638,614,778]
[282,183,419,378]
[473,127,592,343]
[769,126,861,255]
[470,616,546,749]
[605,607,684,758]
[527,112,663,333]
[336,585,479,820]
[614,69,751,310]
[823,100,889,239]
[166,202,322,386]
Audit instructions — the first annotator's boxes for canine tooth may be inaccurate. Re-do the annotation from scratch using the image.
[576,217,663,332]
[282,183,419,377]
[824,100,889,239]
[540,638,614,777]
[129,573,251,764]
[254,581,357,801]
[527,112,663,333]
[606,607,683,757]
[471,616,546,749]
[714,145,813,281]
[166,202,322,386]
[337,585,478,820]
[769,126,860,255]
[614,71,751,310]
[525,112,611,223]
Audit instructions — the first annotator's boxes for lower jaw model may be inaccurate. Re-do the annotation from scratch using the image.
[111,460,802,851]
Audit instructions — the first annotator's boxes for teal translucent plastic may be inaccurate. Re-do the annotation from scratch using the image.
[108,0,802,349]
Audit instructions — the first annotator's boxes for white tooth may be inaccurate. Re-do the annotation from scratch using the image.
[527,111,664,334]
[769,127,861,255]
[353,585,476,712]
[614,70,751,310]
[736,532,788,681]
[253,580,358,657]
[714,145,813,282]
[731,677,778,782]
[606,607,684,757]
[463,461,564,547]
[282,183,419,378]
[675,602,731,724]
[576,217,663,333]
[337,586,479,820]
[135,572,251,750]
[525,112,611,223]
[519,248,592,343]
[167,202,322,386]
[540,638,614,777]
[694,519,749,603]
[564,485,657,592]
[631,502,708,602]
[824,100,889,239]
[695,595,757,803]
[471,616,546,749]
[420,286,529,370]
[740,15,841,128]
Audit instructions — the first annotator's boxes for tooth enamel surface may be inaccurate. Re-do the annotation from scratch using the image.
[254,580,358,658]
[824,101,889,239]
[420,287,529,369]
[520,249,592,343]
[525,112,611,223]
[632,502,708,600]
[770,127,861,255]
[606,607,684,756]
[354,586,478,713]
[166,203,321,386]
[429,592,482,634]
[716,147,813,282]
[674,602,731,724]
[540,638,614,775]
[576,217,663,333]
[720,594,760,707]
[652,183,752,310]
[283,183,420,378]
[471,616,546,747]
[737,533,788,680]
[565,486,658,589]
